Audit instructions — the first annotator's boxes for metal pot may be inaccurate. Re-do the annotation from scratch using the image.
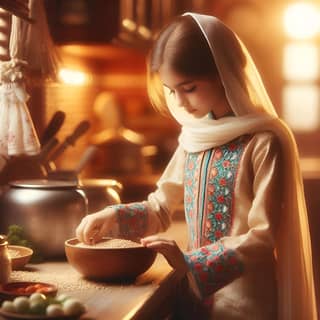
[78,178,122,213]
[0,180,87,258]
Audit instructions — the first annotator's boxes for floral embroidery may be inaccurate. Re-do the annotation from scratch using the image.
[184,243,243,297]
[183,136,249,298]
[112,203,148,238]
[184,136,249,247]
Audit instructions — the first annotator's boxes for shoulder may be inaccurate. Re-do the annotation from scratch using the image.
[244,131,282,167]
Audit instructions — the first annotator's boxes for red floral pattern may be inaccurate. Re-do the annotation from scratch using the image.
[183,136,249,297]
[112,203,148,238]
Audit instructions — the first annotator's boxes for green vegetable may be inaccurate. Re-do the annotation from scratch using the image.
[6,224,44,263]
[1,301,15,313]
[1,294,86,316]
[13,297,30,313]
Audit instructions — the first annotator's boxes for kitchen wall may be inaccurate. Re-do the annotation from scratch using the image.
[29,0,320,207]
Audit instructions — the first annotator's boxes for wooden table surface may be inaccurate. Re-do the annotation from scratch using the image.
[1,221,188,320]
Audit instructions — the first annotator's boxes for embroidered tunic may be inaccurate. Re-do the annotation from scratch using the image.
[110,132,282,319]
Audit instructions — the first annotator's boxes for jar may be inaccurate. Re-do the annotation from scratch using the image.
[0,235,11,284]
[0,180,88,258]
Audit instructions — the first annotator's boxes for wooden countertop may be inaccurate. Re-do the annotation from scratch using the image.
[1,221,188,320]
[1,256,178,320]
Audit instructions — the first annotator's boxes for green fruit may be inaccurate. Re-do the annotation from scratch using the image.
[46,304,64,317]
[63,298,85,316]
[29,292,47,304]
[56,293,70,303]
[29,300,46,315]
[1,300,16,313]
[13,296,29,313]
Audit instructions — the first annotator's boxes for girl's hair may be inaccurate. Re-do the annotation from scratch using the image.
[147,15,219,114]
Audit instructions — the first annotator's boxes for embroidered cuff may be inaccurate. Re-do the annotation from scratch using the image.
[111,203,148,238]
[184,242,243,297]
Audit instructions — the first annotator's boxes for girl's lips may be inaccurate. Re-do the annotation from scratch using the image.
[185,108,196,114]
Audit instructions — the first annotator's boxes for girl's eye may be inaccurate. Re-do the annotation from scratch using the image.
[169,89,175,95]
[183,86,196,93]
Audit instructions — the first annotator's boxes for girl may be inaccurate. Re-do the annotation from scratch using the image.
[76,13,317,320]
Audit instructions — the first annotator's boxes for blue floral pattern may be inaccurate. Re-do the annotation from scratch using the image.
[183,136,249,297]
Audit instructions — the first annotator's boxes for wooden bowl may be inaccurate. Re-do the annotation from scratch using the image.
[65,237,157,281]
[7,246,33,270]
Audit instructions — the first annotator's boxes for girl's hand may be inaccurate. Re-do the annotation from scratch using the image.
[76,208,117,244]
[141,235,189,274]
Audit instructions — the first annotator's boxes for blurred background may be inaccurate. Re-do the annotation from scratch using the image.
[34,0,320,174]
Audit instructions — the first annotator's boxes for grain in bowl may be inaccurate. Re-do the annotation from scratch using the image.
[75,238,141,249]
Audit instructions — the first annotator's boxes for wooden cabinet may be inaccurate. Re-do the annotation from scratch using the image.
[44,0,120,43]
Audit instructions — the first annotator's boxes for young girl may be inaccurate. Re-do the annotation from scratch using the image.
[76,13,317,320]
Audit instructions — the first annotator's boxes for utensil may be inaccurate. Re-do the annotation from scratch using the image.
[48,120,90,163]
[7,245,33,270]
[78,179,122,213]
[40,111,65,146]
[0,235,11,285]
[46,145,98,182]
[0,180,87,258]
[65,237,157,281]
[0,138,60,186]
[0,281,57,299]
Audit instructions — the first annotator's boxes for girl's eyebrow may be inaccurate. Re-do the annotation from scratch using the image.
[163,80,194,89]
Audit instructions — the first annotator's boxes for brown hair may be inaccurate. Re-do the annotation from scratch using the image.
[147,15,219,114]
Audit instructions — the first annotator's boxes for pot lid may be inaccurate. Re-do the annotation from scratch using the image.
[9,179,78,189]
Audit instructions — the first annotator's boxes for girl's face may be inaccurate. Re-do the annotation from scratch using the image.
[159,64,232,119]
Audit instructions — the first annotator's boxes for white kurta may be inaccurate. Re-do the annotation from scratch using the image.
[111,131,282,319]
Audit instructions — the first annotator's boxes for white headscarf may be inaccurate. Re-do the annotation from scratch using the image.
[162,13,317,320]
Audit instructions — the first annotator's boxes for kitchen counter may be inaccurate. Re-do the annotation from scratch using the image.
[1,221,188,320]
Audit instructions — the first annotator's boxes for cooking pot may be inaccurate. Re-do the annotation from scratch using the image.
[78,178,122,213]
[0,180,87,258]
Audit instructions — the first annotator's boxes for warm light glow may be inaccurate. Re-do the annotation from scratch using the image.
[283,43,319,80]
[282,85,320,131]
[58,68,87,85]
[0,31,7,41]
[284,2,320,39]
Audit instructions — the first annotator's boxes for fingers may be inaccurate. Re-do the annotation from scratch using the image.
[75,214,103,244]
[141,235,188,273]
[141,235,175,247]
[75,215,89,243]
[76,209,115,244]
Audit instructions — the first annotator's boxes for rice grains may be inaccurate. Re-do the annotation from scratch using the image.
[75,238,141,249]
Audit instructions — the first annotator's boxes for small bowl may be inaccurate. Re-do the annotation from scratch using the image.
[7,245,33,270]
[65,237,157,281]
[0,281,57,301]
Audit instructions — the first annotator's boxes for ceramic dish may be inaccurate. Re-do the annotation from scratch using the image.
[0,309,83,320]
[7,245,33,270]
[0,282,57,300]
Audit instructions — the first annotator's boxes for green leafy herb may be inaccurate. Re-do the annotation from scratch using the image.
[6,224,44,263]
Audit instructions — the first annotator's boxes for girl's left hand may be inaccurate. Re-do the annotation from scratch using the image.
[141,235,189,274]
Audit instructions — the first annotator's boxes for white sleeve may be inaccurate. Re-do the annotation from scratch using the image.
[111,145,185,238]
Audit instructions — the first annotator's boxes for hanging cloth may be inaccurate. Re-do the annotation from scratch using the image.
[0,0,58,157]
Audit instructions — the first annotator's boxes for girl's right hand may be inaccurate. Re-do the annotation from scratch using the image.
[75,207,117,244]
